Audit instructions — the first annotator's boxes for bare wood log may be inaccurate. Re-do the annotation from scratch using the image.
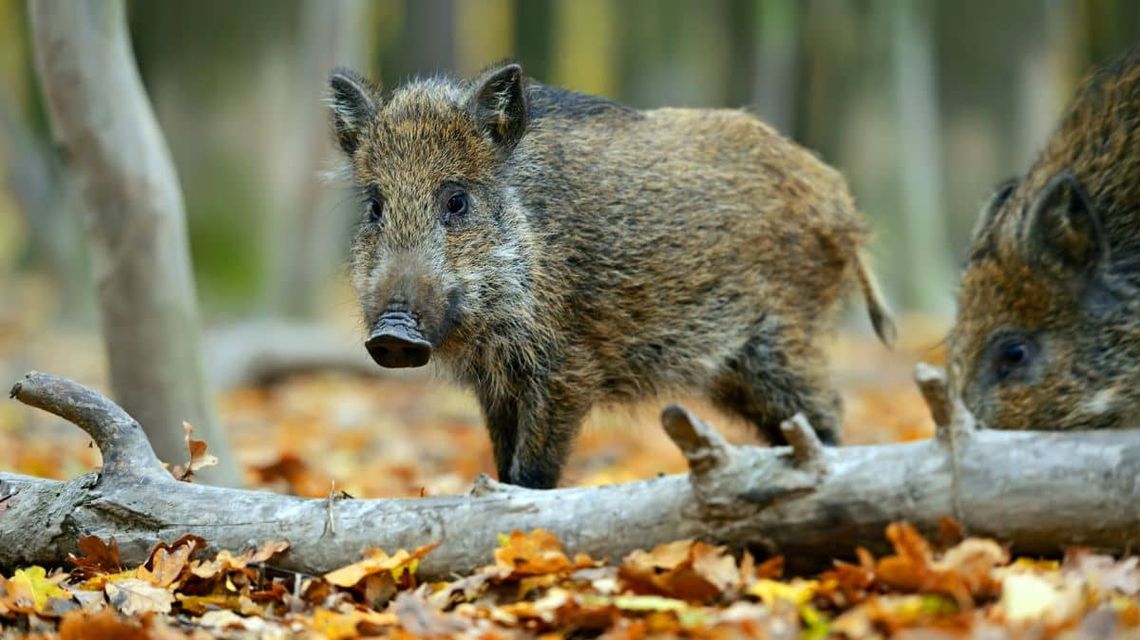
[2,370,1138,579]
[28,0,240,486]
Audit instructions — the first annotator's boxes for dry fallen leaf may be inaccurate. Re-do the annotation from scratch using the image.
[393,591,473,638]
[170,421,219,482]
[1066,549,1140,596]
[141,541,195,588]
[747,578,818,607]
[493,529,576,578]
[324,543,436,588]
[58,609,151,640]
[620,539,740,603]
[105,579,174,616]
[253,452,334,498]
[874,521,1006,608]
[68,536,122,580]
[7,566,70,614]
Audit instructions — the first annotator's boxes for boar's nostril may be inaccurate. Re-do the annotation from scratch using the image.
[365,312,432,368]
[365,332,432,368]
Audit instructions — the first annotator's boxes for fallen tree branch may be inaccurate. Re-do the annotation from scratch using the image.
[2,370,1138,579]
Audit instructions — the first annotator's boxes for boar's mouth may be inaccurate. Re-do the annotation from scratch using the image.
[365,311,433,368]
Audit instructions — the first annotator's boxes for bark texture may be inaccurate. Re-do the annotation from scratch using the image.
[28,0,239,485]
[2,369,1138,580]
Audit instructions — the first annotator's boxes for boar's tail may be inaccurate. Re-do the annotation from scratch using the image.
[852,251,897,348]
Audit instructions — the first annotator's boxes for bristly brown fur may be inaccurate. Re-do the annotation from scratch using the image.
[950,47,1140,432]
[329,63,894,488]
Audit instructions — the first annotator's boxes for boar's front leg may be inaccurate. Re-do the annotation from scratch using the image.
[508,377,591,489]
[479,396,519,485]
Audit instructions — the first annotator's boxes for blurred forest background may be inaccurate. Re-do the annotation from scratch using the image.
[0,1,1138,491]
[2,0,1139,330]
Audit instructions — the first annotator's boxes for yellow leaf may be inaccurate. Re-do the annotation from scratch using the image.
[747,578,818,606]
[800,604,832,640]
[494,529,573,577]
[177,593,244,615]
[8,566,70,612]
[308,608,368,640]
[324,543,435,588]
[1010,557,1061,573]
[582,594,688,612]
[79,568,140,591]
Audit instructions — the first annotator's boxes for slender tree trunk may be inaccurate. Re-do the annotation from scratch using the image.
[265,0,371,319]
[455,0,515,77]
[0,98,91,321]
[1014,0,1077,169]
[753,0,799,135]
[27,0,240,486]
[551,0,618,97]
[408,0,456,74]
[892,0,953,313]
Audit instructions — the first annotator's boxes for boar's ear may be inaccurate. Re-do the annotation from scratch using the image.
[469,63,528,152]
[1023,171,1107,277]
[328,68,380,155]
[972,177,1019,243]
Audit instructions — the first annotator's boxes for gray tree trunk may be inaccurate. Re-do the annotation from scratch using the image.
[892,0,953,314]
[27,0,240,486]
[1014,0,1076,169]
[2,369,1137,579]
[752,0,798,135]
[0,97,91,321]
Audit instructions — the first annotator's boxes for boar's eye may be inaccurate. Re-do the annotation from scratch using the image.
[365,193,384,224]
[441,189,469,226]
[992,336,1037,382]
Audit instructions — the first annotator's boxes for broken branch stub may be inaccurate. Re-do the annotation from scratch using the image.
[9,372,168,483]
[915,362,953,430]
[914,362,976,443]
[660,404,732,477]
[779,413,826,471]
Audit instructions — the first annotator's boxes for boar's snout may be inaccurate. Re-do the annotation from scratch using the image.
[366,311,432,368]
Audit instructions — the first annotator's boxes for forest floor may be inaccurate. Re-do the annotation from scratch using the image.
[1,307,1138,638]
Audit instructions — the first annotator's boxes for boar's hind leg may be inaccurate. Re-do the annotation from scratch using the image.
[710,322,842,445]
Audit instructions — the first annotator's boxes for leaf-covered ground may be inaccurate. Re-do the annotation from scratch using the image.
[2,315,1139,637]
[2,522,1138,638]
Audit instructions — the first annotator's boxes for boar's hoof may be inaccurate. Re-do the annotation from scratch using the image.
[366,314,432,368]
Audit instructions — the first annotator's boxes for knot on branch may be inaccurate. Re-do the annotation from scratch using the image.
[779,414,827,473]
[470,473,522,498]
[914,363,976,444]
[661,404,733,478]
[10,372,170,484]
